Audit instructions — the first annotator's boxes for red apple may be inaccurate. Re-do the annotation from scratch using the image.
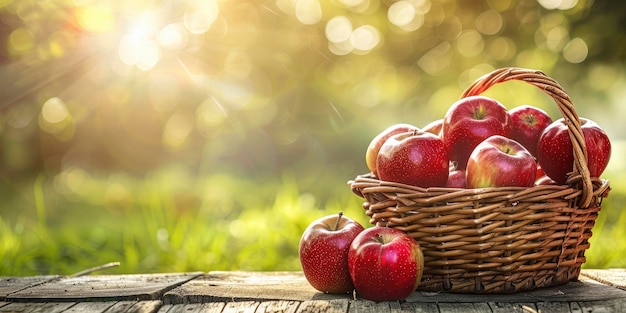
[536,117,611,185]
[299,212,365,294]
[534,164,556,185]
[422,118,443,136]
[365,123,419,176]
[535,175,556,186]
[536,164,546,181]
[348,227,424,302]
[376,130,449,187]
[509,105,553,157]
[442,96,511,170]
[446,169,467,188]
[466,135,537,188]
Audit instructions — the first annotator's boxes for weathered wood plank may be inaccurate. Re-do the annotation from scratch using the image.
[0,301,73,313]
[352,300,441,313]
[390,301,439,313]
[0,270,625,313]
[126,300,162,313]
[193,302,227,313]
[437,303,492,313]
[222,301,259,313]
[348,300,392,313]
[101,300,161,313]
[577,299,625,312]
[157,303,181,313]
[255,300,301,313]
[163,272,345,304]
[580,268,626,290]
[403,276,626,303]
[7,272,202,302]
[63,301,117,312]
[158,302,226,313]
[102,301,139,313]
[27,302,75,313]
[0,276,59,300]
[487,302,538,313]
[163,271,626,304]
[569,302,583,313]
[0,302,39,313]
[534,302,572,313]
[295,299,348,313]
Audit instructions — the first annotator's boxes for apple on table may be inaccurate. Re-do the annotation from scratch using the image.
[442,96,511,170]
[466,135,537,188]
[348,226,424,302]
[299,212,364,294]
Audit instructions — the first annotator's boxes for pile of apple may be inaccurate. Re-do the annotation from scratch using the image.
[366,95,612,189]
[299,212,424,301]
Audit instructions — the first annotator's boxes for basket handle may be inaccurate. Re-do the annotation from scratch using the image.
[460,67,593,208]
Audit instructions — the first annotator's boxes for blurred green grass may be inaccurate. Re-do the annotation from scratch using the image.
[0,167,371,275]
[1,162,625,276]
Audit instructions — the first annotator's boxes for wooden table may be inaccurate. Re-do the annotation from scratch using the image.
[1,269,626,312]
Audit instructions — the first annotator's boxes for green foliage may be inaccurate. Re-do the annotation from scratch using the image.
[0,167,369,275]
[585,194,626,269]
[585,170,626,269]
[1,166,624,275]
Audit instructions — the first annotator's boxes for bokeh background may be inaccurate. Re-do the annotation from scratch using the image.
[1,0,625,275]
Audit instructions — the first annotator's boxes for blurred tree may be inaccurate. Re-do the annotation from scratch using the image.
[0,0,624,183]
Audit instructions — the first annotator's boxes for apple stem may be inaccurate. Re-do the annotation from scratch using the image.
[334,211,344,230]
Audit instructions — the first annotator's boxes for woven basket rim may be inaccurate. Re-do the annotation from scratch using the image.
[349,173,611,205]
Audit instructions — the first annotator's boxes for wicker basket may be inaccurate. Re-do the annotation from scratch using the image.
[349,67,611,293]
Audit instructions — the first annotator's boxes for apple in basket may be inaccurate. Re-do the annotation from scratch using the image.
[299,212,364,294]
[446,168,467,188]
[422,118,443,136]
[348,227,424,302]
[365,123,419,176]
[466,135,537,188]
[442,96,511,170]
[376,130,449,187]
[536,117,611,185]
[509,105,553,157]
[534,164,556,185]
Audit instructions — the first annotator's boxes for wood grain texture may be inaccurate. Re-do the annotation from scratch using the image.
[0,270,625,313]
[63,301,116,312]
[0,276,59,299]
[161,271,626,304]
[0,302,73,313]
[162,271,345,304]
[295,299,348,313]
[6,272,202,302]
[580,268,626,290]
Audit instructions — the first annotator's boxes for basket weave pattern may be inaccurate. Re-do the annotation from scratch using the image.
[349,67,611,293]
